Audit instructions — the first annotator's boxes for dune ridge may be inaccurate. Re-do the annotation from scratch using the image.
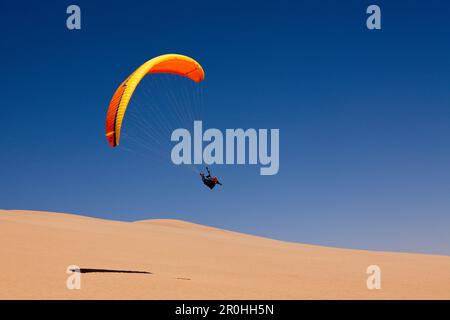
[0,209,449,299]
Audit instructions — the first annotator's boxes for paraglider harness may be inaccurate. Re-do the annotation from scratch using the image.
[200,167,222,190]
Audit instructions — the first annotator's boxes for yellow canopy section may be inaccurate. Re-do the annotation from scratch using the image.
[106,54,205,147]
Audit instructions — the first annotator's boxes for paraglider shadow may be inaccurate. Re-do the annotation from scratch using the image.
[71,268,152,275]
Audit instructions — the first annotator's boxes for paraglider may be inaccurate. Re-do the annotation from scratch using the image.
[200,167,222,190]
[105,54,225,188]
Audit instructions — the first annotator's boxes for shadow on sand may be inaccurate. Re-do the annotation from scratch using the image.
[71,268,152,275]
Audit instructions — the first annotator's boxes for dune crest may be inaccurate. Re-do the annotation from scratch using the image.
[0,209,449,299]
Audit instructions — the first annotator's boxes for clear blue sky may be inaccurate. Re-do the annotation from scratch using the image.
[1,1,449,255]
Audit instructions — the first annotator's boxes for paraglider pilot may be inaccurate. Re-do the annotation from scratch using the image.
[200,167,222,190]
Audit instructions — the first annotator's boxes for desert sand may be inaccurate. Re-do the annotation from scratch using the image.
[0,209,449,299]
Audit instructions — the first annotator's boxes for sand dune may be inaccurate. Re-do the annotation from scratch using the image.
[0,210,449,299]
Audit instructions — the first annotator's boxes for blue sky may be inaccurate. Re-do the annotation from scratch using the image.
[1,1,449,255]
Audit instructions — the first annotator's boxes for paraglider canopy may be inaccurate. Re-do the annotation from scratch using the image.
[105,54,205,147]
